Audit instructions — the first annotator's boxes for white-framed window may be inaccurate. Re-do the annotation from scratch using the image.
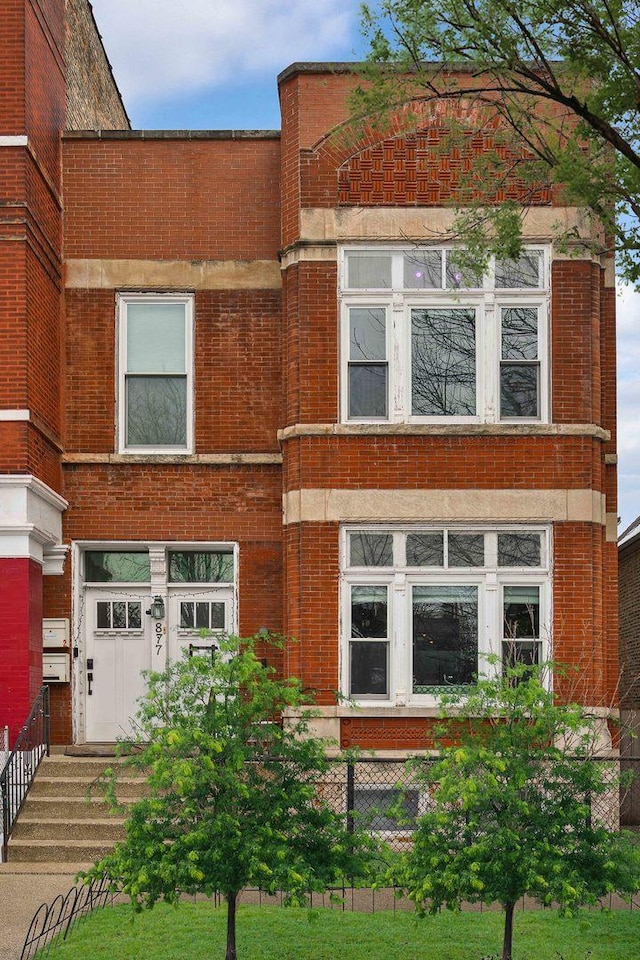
[341,525,551,705]
[117,293,194,453]
[340,247,549,424]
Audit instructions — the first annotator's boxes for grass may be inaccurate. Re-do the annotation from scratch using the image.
[37,901,640,960]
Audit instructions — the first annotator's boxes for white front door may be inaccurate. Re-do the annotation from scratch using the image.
[84,587,234,741]
[85,590,154,741]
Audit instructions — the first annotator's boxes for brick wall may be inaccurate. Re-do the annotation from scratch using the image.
[64,0,129,130]
[620,535,640,708]
[62,134,281,261]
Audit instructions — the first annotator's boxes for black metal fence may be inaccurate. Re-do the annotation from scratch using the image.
[0,685,50,861]
[20,875,119,960]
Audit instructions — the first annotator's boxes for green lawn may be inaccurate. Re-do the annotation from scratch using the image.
[38,901,640,960]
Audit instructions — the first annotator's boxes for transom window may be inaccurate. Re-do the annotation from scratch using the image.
[340,247,548,425]
[168,551,234,583]
[118,294,193,453]
[343,526,550,703]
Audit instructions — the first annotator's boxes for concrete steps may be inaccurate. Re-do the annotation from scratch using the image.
[6,754,146,864]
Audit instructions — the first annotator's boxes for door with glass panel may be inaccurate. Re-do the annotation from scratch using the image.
[166,548,235,660]
[85,590,153,741]
[84,549,153,742]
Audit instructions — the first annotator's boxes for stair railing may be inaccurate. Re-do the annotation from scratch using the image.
[0,685,50,861]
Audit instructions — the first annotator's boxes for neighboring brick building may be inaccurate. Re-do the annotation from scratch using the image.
[1,2,619,756]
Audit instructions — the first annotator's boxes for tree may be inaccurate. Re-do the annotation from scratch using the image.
[391,666,640,960]
[353,0,640,284]
[83,636,375,960]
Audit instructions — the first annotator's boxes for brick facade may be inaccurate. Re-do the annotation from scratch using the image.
[0,12,620,755]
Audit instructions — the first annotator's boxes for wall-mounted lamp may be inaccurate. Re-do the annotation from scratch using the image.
[147,596,165,619]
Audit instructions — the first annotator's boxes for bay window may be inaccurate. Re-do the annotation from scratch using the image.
[342,526,551,703]
[340,247,548,424]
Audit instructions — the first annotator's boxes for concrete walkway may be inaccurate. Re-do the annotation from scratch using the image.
[0,862,91,960]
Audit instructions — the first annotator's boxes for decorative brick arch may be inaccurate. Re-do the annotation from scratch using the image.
[301,98,551,208]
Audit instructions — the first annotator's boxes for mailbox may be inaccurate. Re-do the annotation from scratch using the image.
[42,618,70,649]
[42,653,69,683]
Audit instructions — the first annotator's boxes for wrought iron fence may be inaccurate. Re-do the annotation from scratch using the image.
[20,875,118,960]
[0,685,50,861]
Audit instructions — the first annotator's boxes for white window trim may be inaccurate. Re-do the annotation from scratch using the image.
[117,293,194,454]
[340,525,552,708]
[339,246,550,426]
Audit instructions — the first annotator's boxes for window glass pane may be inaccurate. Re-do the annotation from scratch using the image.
[112,601,126,629]
[495,251,542,288]
[403,250,442,288]
[501,308,538,360]
[346,254,392,288]
[350,641,388,696]
[411,308,476,416]
[96,602,111,629]
[500,364,539,418]
[348,364,388,418]
[210,603,226,629]
[351,585,387,638]
[349,533,393,567]
[353,788,419,830]
[128,602,142,629]
[445,251,483,288]
[195,602,209,629]
[498,533,542,567]
[180,602,194,629]
[448,533,485,567]
[168,552,234,583]
[412,585,478,689]
[502,639,540,674]
[85,551,150,583]
[503,585,540,639]
[349,308,386,361]
[127,302,186,373]
[406,533,444,566]
[126,375,187,446]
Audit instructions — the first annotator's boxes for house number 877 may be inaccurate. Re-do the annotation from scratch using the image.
[155,620,164,655]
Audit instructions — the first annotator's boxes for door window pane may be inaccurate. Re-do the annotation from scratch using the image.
[195,602,209,629]
[411,308,476,416]
[85,551,150,583]
[179,601,226,630]
[169,551,234,583]
[349,533,393,567]
[412,585,478,690]
[96,602,111,629]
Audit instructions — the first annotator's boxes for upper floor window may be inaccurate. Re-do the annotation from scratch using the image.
[118,294,193,453]
[340,248,549,425]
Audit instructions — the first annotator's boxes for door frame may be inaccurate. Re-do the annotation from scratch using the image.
[72,540,238,744]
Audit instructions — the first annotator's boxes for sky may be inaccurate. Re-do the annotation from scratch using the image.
[90,0,640,533]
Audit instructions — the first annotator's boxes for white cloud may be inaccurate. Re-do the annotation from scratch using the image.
[617,282,640,529]
[91,0,357,106]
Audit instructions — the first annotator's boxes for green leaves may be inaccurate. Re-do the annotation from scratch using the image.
[354,0,640,285]
[390,664,640,959]
[83,635,375,960]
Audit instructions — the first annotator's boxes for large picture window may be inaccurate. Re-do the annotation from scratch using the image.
[340,248,548,424]
[342,526,550,703]
[118,294,193,452]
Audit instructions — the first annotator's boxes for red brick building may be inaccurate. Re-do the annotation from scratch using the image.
[1,1,619,755]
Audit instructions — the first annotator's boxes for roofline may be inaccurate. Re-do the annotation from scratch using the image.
[86,0,131,129]
[63,129,281,141]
